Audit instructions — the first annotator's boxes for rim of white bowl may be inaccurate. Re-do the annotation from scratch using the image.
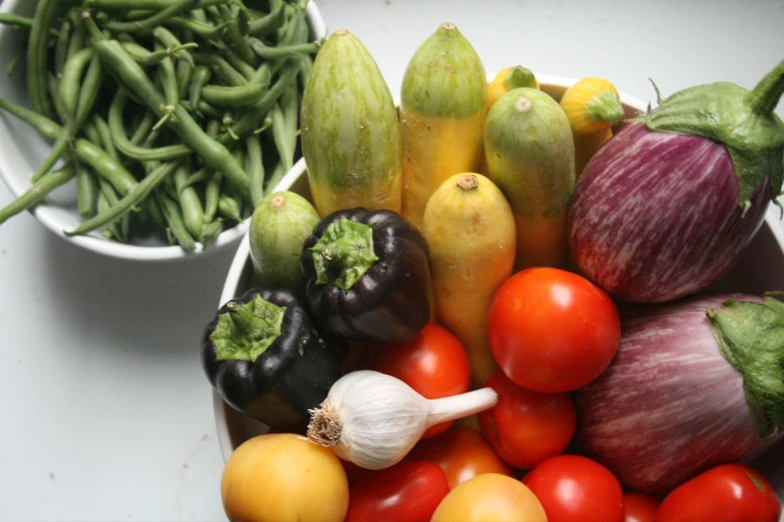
[0,0,327,262]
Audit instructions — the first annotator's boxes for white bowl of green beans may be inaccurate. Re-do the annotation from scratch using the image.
[0,0,326,261]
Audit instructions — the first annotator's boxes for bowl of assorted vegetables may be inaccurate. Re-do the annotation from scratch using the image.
[202,22,784,522]
[0,0,325,260]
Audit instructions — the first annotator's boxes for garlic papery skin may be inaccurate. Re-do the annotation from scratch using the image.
[306,370,498,470]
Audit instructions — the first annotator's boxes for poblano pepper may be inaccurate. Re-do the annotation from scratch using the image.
[201,288,346,432]
[300,208,432,344]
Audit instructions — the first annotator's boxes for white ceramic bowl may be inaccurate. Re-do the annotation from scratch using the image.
[0,0,327,261]
[212,76,784,509]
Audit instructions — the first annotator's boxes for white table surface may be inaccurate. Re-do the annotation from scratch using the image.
[1,0,783,520]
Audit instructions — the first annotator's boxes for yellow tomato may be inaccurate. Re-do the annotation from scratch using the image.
[431,473,547,522]
[221,433,349,522]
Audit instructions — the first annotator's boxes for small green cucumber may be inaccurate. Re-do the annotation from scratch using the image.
[484,87,575,270]
[249,191,320,293]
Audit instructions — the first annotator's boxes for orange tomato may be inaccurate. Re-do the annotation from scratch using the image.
[406,426,512,489]
[431,473,547,522]
[221,433,348,522]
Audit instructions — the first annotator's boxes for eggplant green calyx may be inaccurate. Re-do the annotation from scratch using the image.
[504,66,538,91]
[706,293,784,440]
[210,295,286,362]
[632,58,784,214]
[585,90,624,125]
[310,217,379,291]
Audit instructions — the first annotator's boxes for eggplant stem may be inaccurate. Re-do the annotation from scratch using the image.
[747,58,784,116]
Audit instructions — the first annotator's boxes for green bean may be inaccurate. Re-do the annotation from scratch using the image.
[176,60,194,100]
[93,39,250,196]
[0,13,59,36]
[121,41,199,67]
[298,52,313,90]
[84,0,226,10]
[219,58,300,144]
[47,73,67,123]
[104,0,200,33]
[248,38,319,61]
[82,121,102,147]
[201,81,268,107]
[265,159,287,193]
[153,26,197,67]
[66,16,86,57]
[99,178,130,240]
[277,3,301,45]
[144,196,166,228]
[166,16,224,38]
[130,112,155,146]
[206,118,221,138]
[193,54,248,86]
[75,57,103,129]
[245,135,264,206]
[6,50,25,76]
[271,85,298,174]
[0,164,74,225]
[27,0,60,118]
[109,91,192,161]
[60,48,94,121]
[203,172,221,222]
[96,191,120,239]
[217,4,256,65]
[180,100,223,119]
[201,217,224,245]
[93,115,119,162]
[218,48,256,80]
[75,164,97,218]
[54,18,74,76]
[292,7,310,45]
[248,5,285,37]
[155,48,180,107]
[217,193,243,223]
[157,192,196,249]
[66,160,180,237]
[7,99,138,193]
[190,8,208,23]
[182,167,211,187]
[189,65,212,109]
[174,164,205,240]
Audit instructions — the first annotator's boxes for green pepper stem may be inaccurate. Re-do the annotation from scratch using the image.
[747,58,784,116]
[211,295,286,362]
[310,218,379,291]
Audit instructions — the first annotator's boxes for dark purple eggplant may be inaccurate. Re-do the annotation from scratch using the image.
[300,207,432,344]
[574,293,784,493]
[568,59,784,303]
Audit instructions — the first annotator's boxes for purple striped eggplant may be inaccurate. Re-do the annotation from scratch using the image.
[568,59,784,303]
[574,293,784,493]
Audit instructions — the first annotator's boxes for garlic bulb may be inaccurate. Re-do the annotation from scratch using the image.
[306,370,498,470]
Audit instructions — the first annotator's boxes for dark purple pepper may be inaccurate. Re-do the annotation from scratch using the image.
[201,287,346,432]
[300,207,432,344]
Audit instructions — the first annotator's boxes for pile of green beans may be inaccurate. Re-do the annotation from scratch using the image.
[0,0,318,250]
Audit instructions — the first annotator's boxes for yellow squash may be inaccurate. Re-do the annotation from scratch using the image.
[486,65,539,113]
[559,77,624,176]
[400,23,487,229]
[423,173,515,388]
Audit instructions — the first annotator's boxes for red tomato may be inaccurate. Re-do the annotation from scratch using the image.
[656,463,780,522]
[477,371,576,469]
[624,492,660,522]
[522,454,625,522]
[344,460,449,522]
[368,323,471,438]
[407,426,513,489]
[487,267,621,393]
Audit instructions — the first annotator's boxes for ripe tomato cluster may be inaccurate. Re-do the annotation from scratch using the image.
[337,267,780,522]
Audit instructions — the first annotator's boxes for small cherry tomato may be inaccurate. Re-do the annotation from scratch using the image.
[478,371,576,469]
[522,454,624,522]
[345,460,449,522]
[407,426,512,489]
[656,463,780,522]
[488,268,621,392]
[623,492,660,522]
[431,473,547,522]
[367,323,471,438]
